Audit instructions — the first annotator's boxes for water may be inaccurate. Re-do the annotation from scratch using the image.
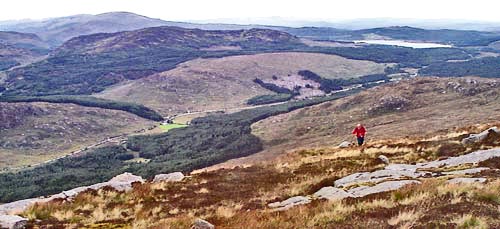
[354,40,453,49]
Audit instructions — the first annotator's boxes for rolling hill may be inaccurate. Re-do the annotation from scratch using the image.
[0,31,49,71]
[1,78,499,228]
[0,102,155,170]
[206,77,500,167]
[0,12,173,47]
[1,26,303,97]
[284,26,500,46]
[96,52,389,115]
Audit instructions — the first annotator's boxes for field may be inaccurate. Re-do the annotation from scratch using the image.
[96,52,388,115]
[158,123,188,132]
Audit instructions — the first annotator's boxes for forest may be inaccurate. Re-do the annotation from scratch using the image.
[0,95,164,121]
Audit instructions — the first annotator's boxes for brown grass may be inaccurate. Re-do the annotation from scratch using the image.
[246,77,500,167]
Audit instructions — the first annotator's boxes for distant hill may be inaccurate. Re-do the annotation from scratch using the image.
[284,26,500,46]
[1,26,303,96]
[0,12,172,46]
[0,31,49,71]
[2,12,500,47]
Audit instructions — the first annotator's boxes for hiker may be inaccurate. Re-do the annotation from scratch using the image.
[352,124,367,146]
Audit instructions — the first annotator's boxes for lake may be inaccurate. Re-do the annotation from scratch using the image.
[354,40,453,49]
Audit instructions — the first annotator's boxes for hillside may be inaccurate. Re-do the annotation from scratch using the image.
[2,119,499,228]
[285,26,500,47]
[1,26,303,97]
[96,52,389,115]
[208,77,500,167]
[0,31,49,71]
[0,12,172,46]
[0,102,154,170]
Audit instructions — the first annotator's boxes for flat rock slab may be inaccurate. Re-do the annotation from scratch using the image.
[153,172,185,183]
[443,167,490,175]
[347,180,421,197]
[0,214,28,229]
[334,169,428,188]
[447,177,487,184]
[386,148,500,172]
[268,196,311,211]
[313,186,353,200]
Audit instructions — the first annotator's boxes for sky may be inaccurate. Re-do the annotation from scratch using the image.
[1,0,500,22]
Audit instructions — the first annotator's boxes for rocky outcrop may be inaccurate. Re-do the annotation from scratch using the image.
[367,94,410,115]
[268,196,311,211]
[461,127,499,145]
[269,148,500,211]
[0,215,27,229]
[153,172,185,183]
[191,218,215,229]
[334,169,428,188]
[0,172,143,215]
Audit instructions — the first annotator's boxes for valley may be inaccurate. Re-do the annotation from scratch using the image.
[0,10,500,228]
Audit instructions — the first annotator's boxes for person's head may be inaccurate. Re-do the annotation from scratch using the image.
[357,123,362,128]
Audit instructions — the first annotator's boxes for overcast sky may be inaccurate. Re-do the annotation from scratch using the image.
[1,0,499,22]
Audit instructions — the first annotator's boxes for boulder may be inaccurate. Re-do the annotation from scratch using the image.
[191,218,215,229]
[338,141,351,148]
[378,155,390,165]
[313,187,352,200]
[108,172,144,184]
[347,180,421,197]
[153,172,185,183]
[447,178,487,184]
[0,215,28,229]
[268,196,311,211]
[461,127,499,145]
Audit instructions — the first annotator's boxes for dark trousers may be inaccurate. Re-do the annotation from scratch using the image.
[357,136,365,146]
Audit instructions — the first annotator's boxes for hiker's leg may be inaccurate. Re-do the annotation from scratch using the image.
[357,137,364,146]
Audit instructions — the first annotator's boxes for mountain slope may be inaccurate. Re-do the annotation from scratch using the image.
[0,31,49,71]
[0,12,172,46]
[0,102,154,170]
[1,26,303,97]
[229,77,500,166]
[96,52,388,115]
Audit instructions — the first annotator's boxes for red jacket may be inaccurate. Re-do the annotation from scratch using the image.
[352,126,366,137]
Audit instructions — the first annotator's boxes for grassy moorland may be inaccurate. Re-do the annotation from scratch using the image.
[0,90,359,202]
[235,77,500,168]
[0,102,155,171]
[19,123,500,228]
[96,52,388,115]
